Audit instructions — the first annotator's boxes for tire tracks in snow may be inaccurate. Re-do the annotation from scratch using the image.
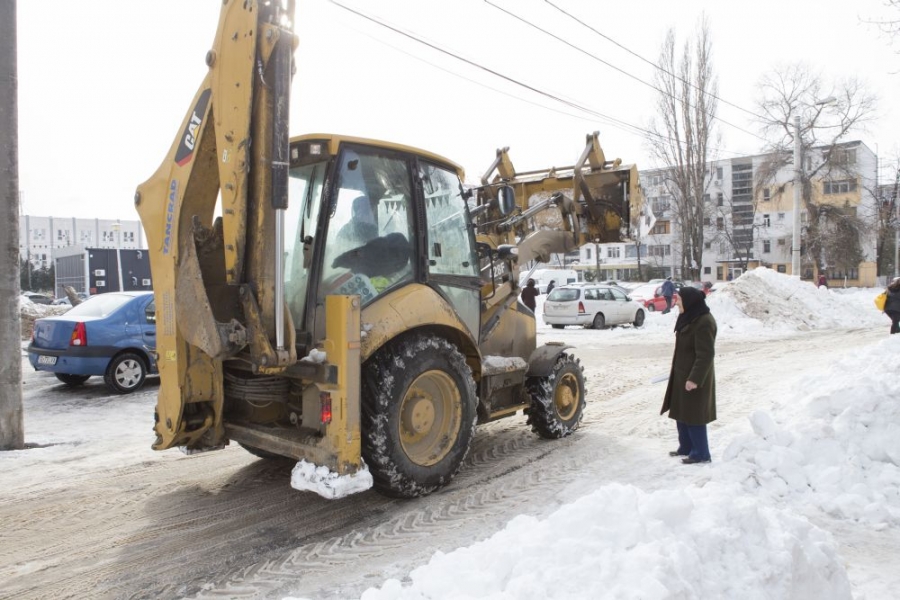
[1,327,887,600]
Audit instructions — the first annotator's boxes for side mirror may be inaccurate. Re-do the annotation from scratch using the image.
[475,241,493,261]
[497,185,516,216]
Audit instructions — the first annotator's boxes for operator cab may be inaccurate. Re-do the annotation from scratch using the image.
[283,135,482,353]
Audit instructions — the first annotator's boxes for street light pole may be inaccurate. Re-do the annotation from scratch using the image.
[113,222,124,292]
[792,114,802,278]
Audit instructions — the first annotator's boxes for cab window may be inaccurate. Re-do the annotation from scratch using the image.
[419,163,478,278]
[319,148,415,306]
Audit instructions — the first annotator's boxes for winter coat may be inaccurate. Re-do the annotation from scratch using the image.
[661,280,675,298]
[521,285,539,312]
[660,312,717,426]
[885,286,900,313]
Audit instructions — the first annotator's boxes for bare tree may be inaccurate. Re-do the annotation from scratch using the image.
[707,189,763,273]
[862,0,900,42]
[870,163,899,275]
[646,16,719,281]
[754,64,877,276]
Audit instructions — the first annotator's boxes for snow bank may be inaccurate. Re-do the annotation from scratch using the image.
[18,298,68,340]
[349,278,897,600]
[723,335,900,527]
[358,482,851,600]
[709,267,885,332]
[535,268,887,340]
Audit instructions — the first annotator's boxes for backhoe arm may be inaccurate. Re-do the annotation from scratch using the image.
[135,0,297,451]
[474,131,643,298]
[472,132,644,310]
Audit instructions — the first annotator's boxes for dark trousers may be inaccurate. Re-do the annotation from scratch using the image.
[887,310,900,334]
[662,295,673,313]
[676,421,710,461]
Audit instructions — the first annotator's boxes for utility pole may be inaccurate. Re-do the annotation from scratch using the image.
[1,0,24,450]
[791,115,802,278]
[895,168,900,279]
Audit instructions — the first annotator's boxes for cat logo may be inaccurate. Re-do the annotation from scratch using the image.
[174,88,211,167]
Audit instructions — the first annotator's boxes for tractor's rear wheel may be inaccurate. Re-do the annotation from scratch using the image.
[525,353,585,439]
[362,333,477,498]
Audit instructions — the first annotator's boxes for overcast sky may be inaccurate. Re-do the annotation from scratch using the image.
[15,0,900,221]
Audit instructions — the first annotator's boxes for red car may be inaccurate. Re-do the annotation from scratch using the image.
[628,283,679,312]
[686,281,714,296]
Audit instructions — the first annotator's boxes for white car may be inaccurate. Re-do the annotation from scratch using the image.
[543,284,646,329]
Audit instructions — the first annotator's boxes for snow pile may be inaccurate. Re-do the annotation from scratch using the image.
[347,293,897,600]
[722,336,900,527]
[18,298,68,340]
[291,459,373,499]
[535,268,887,339]
[709,267,885,332]
[357,482,850,600]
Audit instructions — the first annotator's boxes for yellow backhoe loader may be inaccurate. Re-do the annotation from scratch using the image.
[136,0,642,498]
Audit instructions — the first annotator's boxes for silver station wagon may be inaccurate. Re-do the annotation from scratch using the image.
[543,284,646,329]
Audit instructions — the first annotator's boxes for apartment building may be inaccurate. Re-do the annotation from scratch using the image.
[18,215,144,269]
[579,141,879,285]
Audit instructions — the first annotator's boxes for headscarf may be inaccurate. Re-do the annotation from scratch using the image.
[674,286,710,332]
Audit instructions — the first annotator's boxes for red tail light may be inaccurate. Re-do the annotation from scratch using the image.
[578,301,586,314]
[320,391,333,425]
[70,322,87,346]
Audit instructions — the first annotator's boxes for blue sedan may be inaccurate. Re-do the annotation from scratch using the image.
[27,291,157,394]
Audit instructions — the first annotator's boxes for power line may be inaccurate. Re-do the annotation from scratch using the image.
[328,1,752,159]
[482,0,768,144]
[543,0,763,121]
[331,20,643,136]
[327,3,668,142]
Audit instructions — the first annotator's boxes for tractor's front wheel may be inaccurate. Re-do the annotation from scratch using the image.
[361,333,478,498]
[525,353,585,439]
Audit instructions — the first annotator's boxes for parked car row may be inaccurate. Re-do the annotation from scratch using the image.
[21,292,55,305]
[539,278,718,329]
[626,283,678,312]
[51,292,91,306]
[26,279,717,395]
[543,284,646,329]
[27,292,158,394]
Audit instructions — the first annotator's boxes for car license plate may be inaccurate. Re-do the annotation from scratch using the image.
[37,355,57,366]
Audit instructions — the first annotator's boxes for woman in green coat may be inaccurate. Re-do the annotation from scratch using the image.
[660,286,717,464]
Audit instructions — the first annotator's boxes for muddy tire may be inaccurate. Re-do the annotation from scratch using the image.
[104,352,147,394]
[55,373,91,386]
[551,324,565,329]
[525,353,585,439]
[361,333,478,498]
[591,313,606,330]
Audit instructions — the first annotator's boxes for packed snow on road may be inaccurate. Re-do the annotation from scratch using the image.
[5,268,898,600]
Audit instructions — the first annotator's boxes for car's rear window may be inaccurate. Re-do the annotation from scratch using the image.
[65,294,134,318]
[547,288,579,302]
